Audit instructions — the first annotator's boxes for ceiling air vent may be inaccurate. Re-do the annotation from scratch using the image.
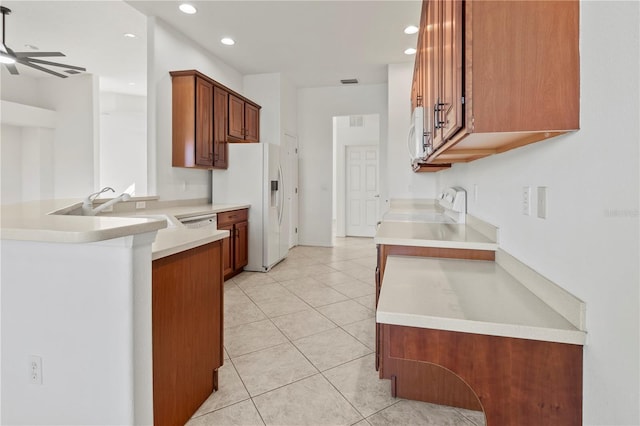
[340,78,358,85]
[349,115,364,127]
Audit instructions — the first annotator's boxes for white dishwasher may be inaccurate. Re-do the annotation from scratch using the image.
[178,213,218,229]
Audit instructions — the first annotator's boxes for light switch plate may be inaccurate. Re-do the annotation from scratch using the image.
[537,187,547,219]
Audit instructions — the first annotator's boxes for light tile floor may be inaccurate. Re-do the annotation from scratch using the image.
[188,237,486,426]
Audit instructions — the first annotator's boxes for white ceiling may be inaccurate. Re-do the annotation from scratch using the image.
[1,1,147,95]
[1,0,420,95]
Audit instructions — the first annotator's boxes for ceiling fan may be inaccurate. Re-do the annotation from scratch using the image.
[0,6,86,78]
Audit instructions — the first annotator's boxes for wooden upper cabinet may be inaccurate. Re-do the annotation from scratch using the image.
[228,94,261,143]
[412,0,579,169]
[170,70,261,169]
[434,0,463,148]
[195,77,214,167]
[244,103,260,142]
[213,86,229,169]
[228,94,245,140]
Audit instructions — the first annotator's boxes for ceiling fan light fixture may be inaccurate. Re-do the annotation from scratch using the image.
[179,4,197,15]
[0,53,15,64]
[0,45,15,64]
[0,6,86,78]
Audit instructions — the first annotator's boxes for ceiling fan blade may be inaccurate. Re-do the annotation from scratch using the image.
[13,51,65,58]
[17,59,67,78]
[25,57,85,71]
[5,63,19,74]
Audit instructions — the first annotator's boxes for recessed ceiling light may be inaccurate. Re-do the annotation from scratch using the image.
[128,82,136,86]
[404,47,417,55]
[24,44,39,50]
[221,37,235,46]
[123,33,137,38]
[404,25,419,35]
[179,4,197,14]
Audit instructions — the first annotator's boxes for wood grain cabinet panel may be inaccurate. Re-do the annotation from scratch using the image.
[152,241,223,426]
[195,78,214,166]
[218,208,249,280]
[171,70,261,169]
[228,94,260,143]
[213,86,229,169]
[228,94,245,140]
[411,0,579,169]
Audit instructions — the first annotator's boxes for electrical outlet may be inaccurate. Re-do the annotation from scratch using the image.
[537,186,547,219]
[135,201,146,210]
[522,186,531,216]
[30,355,42,384]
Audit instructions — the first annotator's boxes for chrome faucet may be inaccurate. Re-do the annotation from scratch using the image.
[82,187,131,216]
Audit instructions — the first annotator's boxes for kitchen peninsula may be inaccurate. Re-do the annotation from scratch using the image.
[1,198,247,426]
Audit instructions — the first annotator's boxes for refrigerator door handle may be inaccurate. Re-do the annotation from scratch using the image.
[277,164,285,226]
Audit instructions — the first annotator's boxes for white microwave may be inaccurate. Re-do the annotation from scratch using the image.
[408,106,428,162]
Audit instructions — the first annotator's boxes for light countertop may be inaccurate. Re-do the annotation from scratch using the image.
[1,199,250,260]
[109,204,250,260]
[375,221,497,251]
[377,256,586,345]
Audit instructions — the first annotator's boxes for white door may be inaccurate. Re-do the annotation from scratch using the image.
[345,145,379,237]
[285,134,299,247]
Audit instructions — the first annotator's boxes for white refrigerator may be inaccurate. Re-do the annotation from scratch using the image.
[212,143,290,272]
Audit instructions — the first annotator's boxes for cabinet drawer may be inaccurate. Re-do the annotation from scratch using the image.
[217,209,248,226]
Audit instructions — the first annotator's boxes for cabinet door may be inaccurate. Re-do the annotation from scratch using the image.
[219,224,234,278]
[244,103,260,142]
[228,94,245,140]
[213,86,228,169]
[234,221,249,270]
[152,242,221,426]
[424,0,438,152]
[435,0,463,147]
[195,77,213,167]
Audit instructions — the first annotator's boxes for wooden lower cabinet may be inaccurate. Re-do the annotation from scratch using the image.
[375,243,495,371]
[152,241,224,426]
[375,244,583,425]
[379,324,583,425]
[218,208,249,280]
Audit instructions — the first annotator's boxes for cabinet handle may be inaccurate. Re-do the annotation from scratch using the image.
[434,100,447,129]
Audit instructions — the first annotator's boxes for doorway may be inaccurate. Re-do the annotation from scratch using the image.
[332,114,380,239]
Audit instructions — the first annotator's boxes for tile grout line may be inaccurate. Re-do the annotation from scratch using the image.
[210,240,430,425]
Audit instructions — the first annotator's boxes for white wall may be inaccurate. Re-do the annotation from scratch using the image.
[0,125,24,204]
[0,72,97,203]
[39,74,99,199]
[1,233,156,425]
[334,114,380,237]
[147,17,243,199]
[243,73,282,146]
[436,2,639,424]
[387,62,437,202]
[298,84,388,246]
[100,92,148,195]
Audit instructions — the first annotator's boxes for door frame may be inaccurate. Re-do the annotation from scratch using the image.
[285,133,299,248]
